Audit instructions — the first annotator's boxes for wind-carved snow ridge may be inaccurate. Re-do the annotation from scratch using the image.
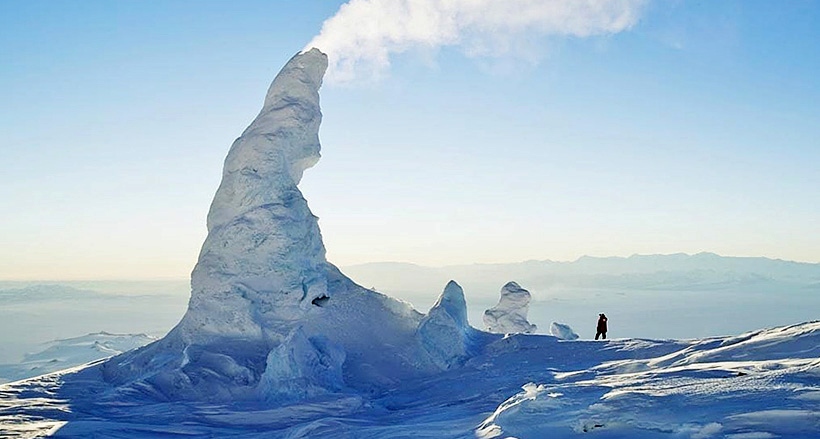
[95,48,444,403]
[483,281,537,334]
[476,321,820,439]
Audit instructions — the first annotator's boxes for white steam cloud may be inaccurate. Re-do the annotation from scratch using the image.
[306,0,647,82]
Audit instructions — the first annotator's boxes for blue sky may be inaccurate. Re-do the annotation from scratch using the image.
[1,0,818,279]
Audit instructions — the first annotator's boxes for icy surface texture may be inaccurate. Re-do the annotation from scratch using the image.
[256,328,345,403]
[550,322,580,340]
[476,321,820,439]
[186,48,330,341]
[483,281,537,334]
[97,49,441,403]
[417,281,480,369]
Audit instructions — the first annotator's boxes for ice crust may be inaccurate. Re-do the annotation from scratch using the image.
[97,49,452,403]
[483,281,537,334]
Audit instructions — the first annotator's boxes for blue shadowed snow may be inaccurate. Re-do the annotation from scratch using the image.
[1,322,819,438]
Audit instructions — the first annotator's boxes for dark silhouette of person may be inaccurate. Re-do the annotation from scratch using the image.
[595,313,608,340]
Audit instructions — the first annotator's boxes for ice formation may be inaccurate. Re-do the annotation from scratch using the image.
[483,281,537,334]
[417,281,481,369]
[96,49,447,402]
[550,322,579,340]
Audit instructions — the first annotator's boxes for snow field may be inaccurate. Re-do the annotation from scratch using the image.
[2,322,818,437]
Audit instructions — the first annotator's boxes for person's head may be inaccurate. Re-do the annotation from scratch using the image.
[599,313,605,317]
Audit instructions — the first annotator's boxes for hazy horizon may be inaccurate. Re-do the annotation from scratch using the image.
[1,251,817,364]
[1,250,818,283]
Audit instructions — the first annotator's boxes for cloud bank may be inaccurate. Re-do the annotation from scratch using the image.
[306,0,647,82]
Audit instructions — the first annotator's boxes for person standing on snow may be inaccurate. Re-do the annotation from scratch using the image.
[595,313,608,340]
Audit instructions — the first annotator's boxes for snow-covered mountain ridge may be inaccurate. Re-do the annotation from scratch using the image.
[0,285,106,302]
[343,253,820,296]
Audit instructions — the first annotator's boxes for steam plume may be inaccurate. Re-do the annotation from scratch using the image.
[306,0,647,82]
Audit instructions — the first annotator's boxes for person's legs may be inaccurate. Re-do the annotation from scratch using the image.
[595,331,601,340]
[602,332,606,340]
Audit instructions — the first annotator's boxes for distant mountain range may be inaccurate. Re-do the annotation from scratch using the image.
[0,284,107,302]
[341,253,820,299]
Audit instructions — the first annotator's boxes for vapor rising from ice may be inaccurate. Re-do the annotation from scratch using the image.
[306,0,647,82]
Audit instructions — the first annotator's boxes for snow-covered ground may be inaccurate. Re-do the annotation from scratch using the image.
[1,321,818,438]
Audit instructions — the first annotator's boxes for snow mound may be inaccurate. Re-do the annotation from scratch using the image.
[550,322,579,340]
[417,281,481,369]
[483,281,537,334]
